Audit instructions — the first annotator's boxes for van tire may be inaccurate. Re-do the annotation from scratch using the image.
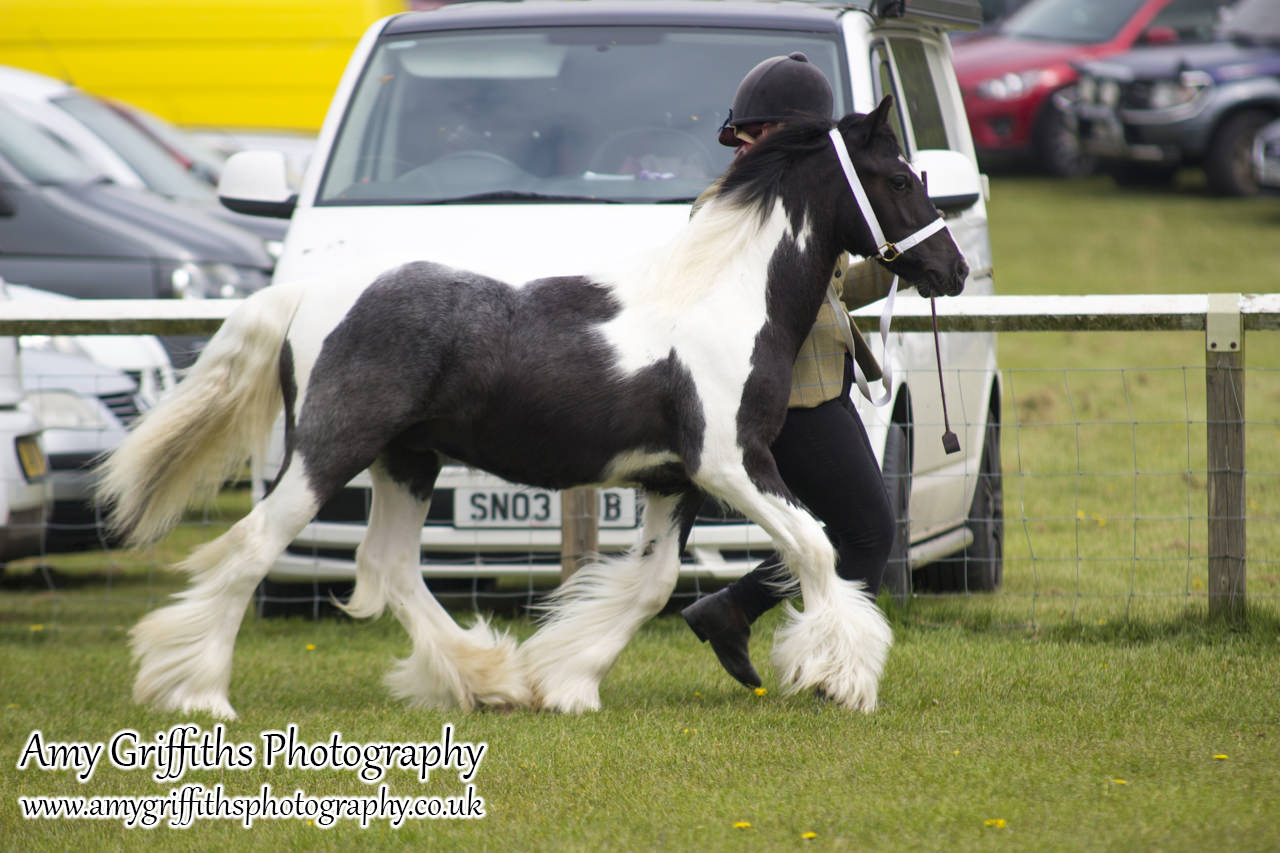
[881,422,912,603]
[920,415,1003,592]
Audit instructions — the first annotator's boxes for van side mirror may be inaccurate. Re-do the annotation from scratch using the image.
[0,187,15,218]
[912,149,983,214]
[218,150,298,219]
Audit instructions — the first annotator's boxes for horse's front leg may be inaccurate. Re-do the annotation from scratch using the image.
[518,490,692,713]
[696,452,892,712]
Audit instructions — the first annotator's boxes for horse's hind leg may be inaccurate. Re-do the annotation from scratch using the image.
[519,490,695,713]
[341,460,530,711]
[130,466,321,719]
[696,463,892,712]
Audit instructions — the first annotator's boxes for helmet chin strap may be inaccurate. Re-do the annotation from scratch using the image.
[827,128,961,455]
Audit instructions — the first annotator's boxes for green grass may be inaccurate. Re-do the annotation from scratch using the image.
[3,610,1279,850]
[2,173,1280,849]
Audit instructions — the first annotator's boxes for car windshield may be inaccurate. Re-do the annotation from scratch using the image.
[1001,0,1149,43]
[53,92,218,203]
[317,26,847,206]
[0,102,103,184]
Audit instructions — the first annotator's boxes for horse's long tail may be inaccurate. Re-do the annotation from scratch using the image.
[96,281,307,547]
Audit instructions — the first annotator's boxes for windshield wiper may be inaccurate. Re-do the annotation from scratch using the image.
[427,191,621,204]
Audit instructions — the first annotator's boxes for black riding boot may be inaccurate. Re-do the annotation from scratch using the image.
[681,587,762,688]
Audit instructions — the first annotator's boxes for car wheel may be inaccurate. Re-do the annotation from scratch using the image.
[1034,100,1096,178]
[1205,110,1271,197]
[918,413,1003,592]
[881,422,912,603]
[1110,163,1178,188]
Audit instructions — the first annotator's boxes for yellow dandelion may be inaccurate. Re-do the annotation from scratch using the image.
[1076,509,1085,520]
[305,644,316,651]
[1111,779,1127,785]
[984,818,1007,829]
[733,821,752,829]
[694,691,702,698]
[1213,754,1229,760]
[29,624,43,632]
[753,687,768,697]
[801,831,818,840]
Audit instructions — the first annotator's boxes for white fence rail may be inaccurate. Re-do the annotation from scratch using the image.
[4,292,1276,619]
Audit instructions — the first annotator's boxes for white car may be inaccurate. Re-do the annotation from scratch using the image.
[0,281,53,565]
[220,0,1002,603]
[8,284,174,552]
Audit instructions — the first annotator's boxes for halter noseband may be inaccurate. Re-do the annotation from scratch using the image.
[828,128,947,261]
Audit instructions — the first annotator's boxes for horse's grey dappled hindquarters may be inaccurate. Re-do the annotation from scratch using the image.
[99,99,966,715]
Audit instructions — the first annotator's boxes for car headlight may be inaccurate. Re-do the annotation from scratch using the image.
[1077,75,1097,104]
[167,261,270,299]
[24,390,111,430]
[975,69,1059,101]
[1146,72,1211,110]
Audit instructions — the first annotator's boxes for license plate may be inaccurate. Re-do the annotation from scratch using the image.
[15,435,47,480]
[454,487,637,529]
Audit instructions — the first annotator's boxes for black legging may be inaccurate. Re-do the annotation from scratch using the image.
[728,358,895,622]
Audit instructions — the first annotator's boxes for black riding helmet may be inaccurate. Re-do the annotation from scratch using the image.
[717,52,835,147]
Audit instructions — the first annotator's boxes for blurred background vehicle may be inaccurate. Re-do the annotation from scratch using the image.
[0,281,52,566]
[951,0,1035,44]
[1254,117,1280,188]
[1071,0,1280,195]
[952,0,1236,176]
[0,99,273,366]
[0,65,288,256]
[4,283,170,553]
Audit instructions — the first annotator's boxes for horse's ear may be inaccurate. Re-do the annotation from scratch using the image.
[870,95,894,131]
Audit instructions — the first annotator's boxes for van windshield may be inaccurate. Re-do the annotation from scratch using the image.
[316,26,846,205]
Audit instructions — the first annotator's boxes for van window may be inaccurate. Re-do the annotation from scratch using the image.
[886,39,949,152]
[317,27,848,205]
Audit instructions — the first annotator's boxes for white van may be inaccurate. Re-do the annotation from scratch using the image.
[221,0,1001,603]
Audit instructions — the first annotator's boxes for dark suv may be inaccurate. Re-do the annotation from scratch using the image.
[1072,0,1280,194]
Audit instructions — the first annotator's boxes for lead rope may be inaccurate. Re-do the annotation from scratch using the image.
[931,297,961,454]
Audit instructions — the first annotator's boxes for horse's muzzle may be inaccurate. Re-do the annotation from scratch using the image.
[917,256,969,298]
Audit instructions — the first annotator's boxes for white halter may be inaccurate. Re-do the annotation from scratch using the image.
[826,128,949,407]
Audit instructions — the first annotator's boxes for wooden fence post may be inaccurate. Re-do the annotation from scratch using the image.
[1205,293,1246,620]
[560,487,598,582]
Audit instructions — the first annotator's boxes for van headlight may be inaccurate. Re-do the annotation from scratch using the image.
[25,390,110,430]
[165,262,269,299]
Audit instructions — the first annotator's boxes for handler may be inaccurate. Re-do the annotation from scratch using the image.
[682,53,898,688]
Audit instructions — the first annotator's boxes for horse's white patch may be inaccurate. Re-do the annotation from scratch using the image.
[594,197,796,393]
[601,449,681,485]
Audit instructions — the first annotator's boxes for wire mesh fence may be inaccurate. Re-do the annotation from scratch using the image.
[0,296,1277,638]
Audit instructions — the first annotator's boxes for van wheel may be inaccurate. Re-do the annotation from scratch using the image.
[919,414,1003,592]
[881,422,912,603]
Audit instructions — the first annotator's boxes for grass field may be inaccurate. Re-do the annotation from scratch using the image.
[2,173,1279,850]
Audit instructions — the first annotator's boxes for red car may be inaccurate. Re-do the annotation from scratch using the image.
[953,0,1233,175]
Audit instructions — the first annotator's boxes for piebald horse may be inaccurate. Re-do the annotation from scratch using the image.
[98,98,967,718]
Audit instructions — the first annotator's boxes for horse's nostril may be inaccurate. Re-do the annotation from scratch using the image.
[954,258,970,280]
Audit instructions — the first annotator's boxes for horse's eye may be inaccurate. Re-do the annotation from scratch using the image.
[890,174,911,191]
